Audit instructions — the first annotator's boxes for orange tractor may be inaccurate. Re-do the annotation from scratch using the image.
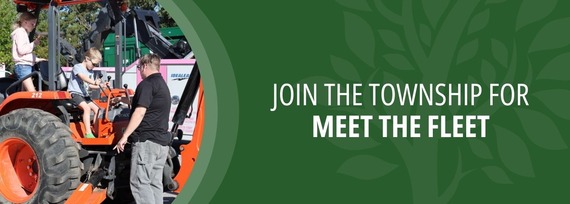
[0,0,203,203]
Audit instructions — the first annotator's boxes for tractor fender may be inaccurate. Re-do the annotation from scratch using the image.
[0,91,72,116]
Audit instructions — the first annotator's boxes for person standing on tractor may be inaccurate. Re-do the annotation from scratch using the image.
[11,11,45,92]
[114,54,171,204]
[67,47,104,139]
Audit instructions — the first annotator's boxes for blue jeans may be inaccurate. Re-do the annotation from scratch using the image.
[14,64,33,80]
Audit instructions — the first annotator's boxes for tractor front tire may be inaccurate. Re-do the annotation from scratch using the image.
[0,108,81,204]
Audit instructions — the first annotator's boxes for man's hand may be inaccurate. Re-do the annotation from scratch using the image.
[113,136,129,153]
[115,107,146,153]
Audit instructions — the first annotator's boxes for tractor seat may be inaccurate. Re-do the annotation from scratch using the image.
[34,61,69,91]
[55,97,83,123]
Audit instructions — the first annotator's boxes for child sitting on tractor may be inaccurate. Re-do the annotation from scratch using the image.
[67,47,106,138]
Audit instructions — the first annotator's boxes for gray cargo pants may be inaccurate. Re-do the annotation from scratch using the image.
[130,140,169,204]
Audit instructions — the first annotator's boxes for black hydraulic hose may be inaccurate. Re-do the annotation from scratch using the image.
[171,63,200,127]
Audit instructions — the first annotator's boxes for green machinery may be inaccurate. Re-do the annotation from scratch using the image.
[101,27,187,67]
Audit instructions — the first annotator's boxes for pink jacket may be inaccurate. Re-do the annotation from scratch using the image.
[11,27,37,66]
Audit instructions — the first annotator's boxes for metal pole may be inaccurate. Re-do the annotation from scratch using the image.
[114,21,122,88]
[56,9,61,75]
[48,2,58,91]
[123,17,127,73]
[133,15,141,59]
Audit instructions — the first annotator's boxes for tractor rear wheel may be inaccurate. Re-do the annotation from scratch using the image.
[0,108,81,204]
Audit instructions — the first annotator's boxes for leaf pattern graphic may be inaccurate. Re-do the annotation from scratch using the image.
[456,39,479,65]
[515,108,567,150]
[481,59,496,84]
[327,136,380,151]
[533,90,570,120]
[536,52,570,81]
[419,24,432,47]
[491,39,508,68]
[383,54,415,70]
[468,9,490,34]
[378,29,405,51]
[337,155,397,180]
[468,139,493,159]
[516,0,558,31]
[482,166,513,184]
[528,17,570,53]
[332,0,569,202]
[525,59,533,85]
[337,0,372,11]
[486,0,507,4]
[372,0,402,23]
[344,12,376,67]
[495,125,535,177]
[422,0,450,28]
[330,55,361,82]
[515,108,568,150]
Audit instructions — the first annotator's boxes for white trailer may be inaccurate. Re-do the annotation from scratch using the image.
[63,58,197,138]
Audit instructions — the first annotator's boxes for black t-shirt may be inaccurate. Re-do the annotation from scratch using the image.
[130,73,172,146]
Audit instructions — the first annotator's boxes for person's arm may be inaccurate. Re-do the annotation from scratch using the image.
[76,73,100,87]
[87,81,102,89]
[114,82,153,153]
[114,106,147,153]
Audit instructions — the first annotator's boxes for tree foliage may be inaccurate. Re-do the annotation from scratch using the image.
[60,3,101,53]
[0,1,17,72]
[0,0,175,72]
[128,0,176,27]
[0,0,48,73]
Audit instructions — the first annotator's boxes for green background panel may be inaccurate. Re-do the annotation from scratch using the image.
[161,0,570,203]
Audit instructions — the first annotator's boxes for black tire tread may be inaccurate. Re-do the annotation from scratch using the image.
[0,108,81,204]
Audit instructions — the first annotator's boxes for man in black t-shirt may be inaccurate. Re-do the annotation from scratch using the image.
[114,53,171,204]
